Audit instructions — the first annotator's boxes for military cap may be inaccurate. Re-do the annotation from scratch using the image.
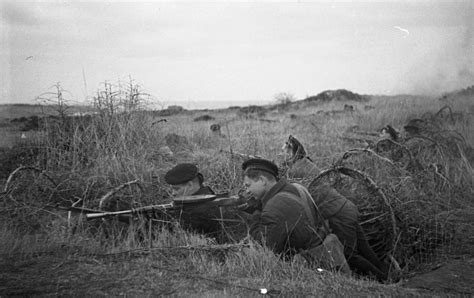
[164,163,202,185]
[242,158,279,178]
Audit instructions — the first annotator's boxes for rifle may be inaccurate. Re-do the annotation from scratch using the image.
[85,194,246,220]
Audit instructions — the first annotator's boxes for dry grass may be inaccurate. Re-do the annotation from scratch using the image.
[1,83,473,295]
[0,220,426,296]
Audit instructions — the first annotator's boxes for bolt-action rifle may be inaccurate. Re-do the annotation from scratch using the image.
[84,194,249,220]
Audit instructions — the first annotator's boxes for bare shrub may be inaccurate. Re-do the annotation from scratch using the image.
[274,92,296,105]
[194,114,215,122]
[237,105,266,119]
[157,105,185,116]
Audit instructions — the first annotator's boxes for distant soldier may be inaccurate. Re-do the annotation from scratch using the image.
[210,123,224,137]
[210,123,220,132]
[281,135,320,179]
[164,163,222,240]
[379,125,400,142]
[403,118,430,137]
[344,104,355,113]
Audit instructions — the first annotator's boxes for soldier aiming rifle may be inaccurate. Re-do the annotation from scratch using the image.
[85,164,248,243]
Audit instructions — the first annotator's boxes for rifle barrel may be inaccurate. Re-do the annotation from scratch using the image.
[57,205,103,213]
[86,203,176,220]
[208,195,243,207]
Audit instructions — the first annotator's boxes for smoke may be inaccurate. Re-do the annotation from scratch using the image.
[1,2,43,27]
[403,23,474,96]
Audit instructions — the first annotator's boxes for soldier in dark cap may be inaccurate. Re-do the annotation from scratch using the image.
[164,163,222,240]
[241,158,330,259]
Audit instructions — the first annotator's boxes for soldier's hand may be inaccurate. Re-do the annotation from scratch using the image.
[237,196,262,214]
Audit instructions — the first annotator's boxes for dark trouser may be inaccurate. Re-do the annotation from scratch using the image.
[329,209,388,281]
[355,224,388,277]
[347,255,387,282]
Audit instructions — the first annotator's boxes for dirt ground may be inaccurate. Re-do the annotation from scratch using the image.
[0,253,246,297]
[1,207,473,296]
[1,209,472,296]
[0,250,472,296]
[402,257,474,295]
[401,208,474,295]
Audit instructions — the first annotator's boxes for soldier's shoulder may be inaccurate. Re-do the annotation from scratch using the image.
[266,190,302,209]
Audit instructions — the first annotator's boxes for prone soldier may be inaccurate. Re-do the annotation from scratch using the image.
[164,163,223,241]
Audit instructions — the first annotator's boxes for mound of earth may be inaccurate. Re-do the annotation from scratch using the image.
[304,89,368,102]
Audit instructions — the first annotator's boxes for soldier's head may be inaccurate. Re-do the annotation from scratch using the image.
[210,123,221,132]
[242,158,279,200]
[282,135,307,162]
[165,163,203,196]
[380,125,399,141]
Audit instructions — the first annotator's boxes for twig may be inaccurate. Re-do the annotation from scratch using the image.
[219,149,262,160]
[258,118,278,123]
[405,135,442,150]
[359,213,388,225]
[376,139,413,158]
[429,163,451,185]
[339,136,372,146]
[375,139,420,171]
[433,105,454,124]
[98,179,142,209]
[435,130,467,146]
[152,119,167,125]
[68,197,83,235]
[341,148,396,167]
[3,166,58,193]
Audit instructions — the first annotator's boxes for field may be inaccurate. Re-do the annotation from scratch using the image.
[1,86,473,296]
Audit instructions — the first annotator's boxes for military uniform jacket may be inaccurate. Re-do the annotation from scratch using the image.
[178,186,222,236]
[309,184,358,221]
[250,179,327,256]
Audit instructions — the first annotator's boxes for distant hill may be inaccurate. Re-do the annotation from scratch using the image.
[266,89,370,111]
[303,89,369,102]
[2,86,471,118]
[0,104,94,122]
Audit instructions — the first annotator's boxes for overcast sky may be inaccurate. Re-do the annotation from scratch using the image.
[1,1,473,109]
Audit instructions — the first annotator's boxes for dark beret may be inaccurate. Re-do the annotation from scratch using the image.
[164,163,201,185]
[242,158,279,178]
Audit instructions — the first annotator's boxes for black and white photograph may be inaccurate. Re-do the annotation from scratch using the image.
[1,1,473,296]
